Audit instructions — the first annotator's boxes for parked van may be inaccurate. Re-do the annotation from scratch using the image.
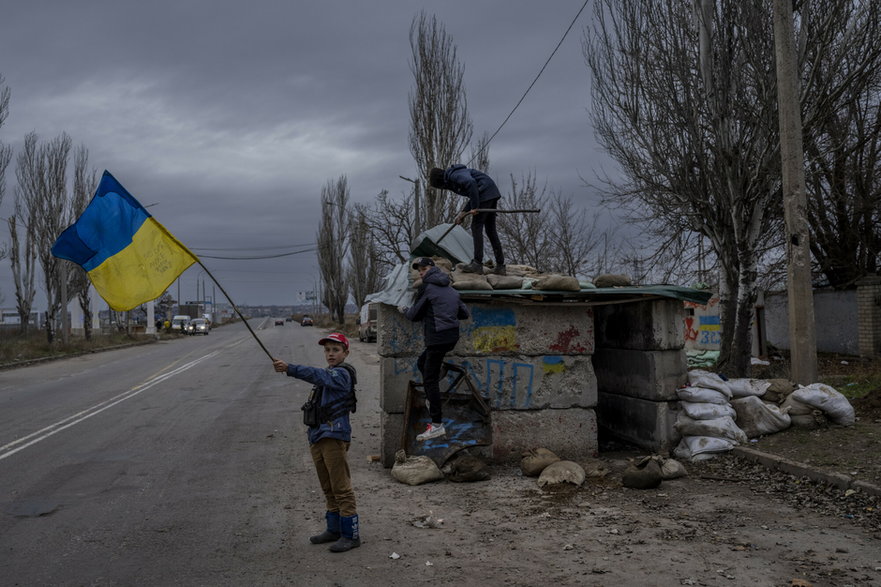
[170,315,191,332]
[358,303,377,342]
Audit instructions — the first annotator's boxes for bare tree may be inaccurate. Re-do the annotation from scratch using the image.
[0,75,11,266]
[585,1,791,376]
[15,131,73,343]
[362,189,418,271]
[347,203,384,309]
[497,173,553,271]
[408,11,473,229]
[8,198,37,333]
[316,176,350,324]
[799,1,881,287]
[68,146,98,339]
[545,193,608,278]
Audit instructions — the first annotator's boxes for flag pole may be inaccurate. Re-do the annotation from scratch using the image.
[196,260,273,360]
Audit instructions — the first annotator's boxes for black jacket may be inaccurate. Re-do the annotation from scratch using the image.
[404,266,470,346]
[441,164,502,212]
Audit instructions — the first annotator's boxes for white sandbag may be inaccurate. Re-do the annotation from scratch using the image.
[537,460,586,487]
[390,450,444,485]
[674,413,747,443]
[727,378,771,398]
[520,447,560,477]
[679,401,737,420]
[676,386,731,405]
[730,396,791,438]
[780,394,815,416]
[687,370,733,397]
[673,436,736,461]
[792,383,855,426]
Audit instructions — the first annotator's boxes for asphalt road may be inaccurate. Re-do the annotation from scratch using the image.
[0,320,379,585]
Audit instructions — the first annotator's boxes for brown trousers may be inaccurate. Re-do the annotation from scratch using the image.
[309,438,357,517]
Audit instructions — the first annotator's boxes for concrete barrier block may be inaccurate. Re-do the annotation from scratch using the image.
[593,348,686,401]
[597,392,679,454]
[381,354,597,413]
[378,301,595,358]
[491,408,598,463]
[594,299,685,350]
[380,411,405,468]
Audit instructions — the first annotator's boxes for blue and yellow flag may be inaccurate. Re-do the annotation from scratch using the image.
[52,171,197,311]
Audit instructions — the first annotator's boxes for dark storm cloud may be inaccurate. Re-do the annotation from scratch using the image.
[0,0,611,307]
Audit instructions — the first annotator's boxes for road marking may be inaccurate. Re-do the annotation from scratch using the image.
[0,350,221,462]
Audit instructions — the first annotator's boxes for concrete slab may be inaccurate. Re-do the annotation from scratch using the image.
[380,354,597,413]
[597,392,680,453]
[593,348,687,401]
[491,408,598,463]
[594,299,685,350]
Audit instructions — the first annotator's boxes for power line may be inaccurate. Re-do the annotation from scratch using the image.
[190,242,314,252]
[197,247,317,260]
[469,0,590,165]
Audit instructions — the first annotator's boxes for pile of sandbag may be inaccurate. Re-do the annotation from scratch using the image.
[519,447,608,488]
[782,382,855,427]
[673,370,745,461]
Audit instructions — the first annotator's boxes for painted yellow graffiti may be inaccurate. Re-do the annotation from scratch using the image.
[472,325,518,352]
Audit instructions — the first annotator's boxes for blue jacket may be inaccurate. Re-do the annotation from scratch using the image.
[405,266,470,346]
[441,164,502,212]
[284,363,353,444]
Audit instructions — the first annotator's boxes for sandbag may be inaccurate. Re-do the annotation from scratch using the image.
[450,272,493,290]
[792,383,855,426]
[730,395,791,438]
[520,447,561,477]
[390,450,444,485]
[533,274,581,292]
[674,413,747,443]
[679,401,737,420]
[441,452,490,483]
[487,274,524,290]
[763,378,796,404]
[594,274,633,287]
[687,369,733,397]
[780,394,815,416]
[673,435,736,461]
[660,458,688,480]
[622,458,662,489]
[676,386,731,405]
[790,412,826,429]
[727,378,771,398]
[537,460,586,487]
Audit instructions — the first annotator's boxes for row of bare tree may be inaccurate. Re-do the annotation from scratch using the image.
[0,74,99,342]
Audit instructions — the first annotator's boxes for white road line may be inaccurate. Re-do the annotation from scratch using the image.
[0,350,221,462]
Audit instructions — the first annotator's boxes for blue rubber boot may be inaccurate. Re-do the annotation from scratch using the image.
[310,511,341,544]
[329,514,361,552]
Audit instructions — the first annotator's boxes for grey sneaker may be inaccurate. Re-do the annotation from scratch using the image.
[416,423,446,441]
[491,264,506,276]
[461,261,484,274]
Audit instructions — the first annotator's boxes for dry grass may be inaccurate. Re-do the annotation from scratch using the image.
[0,330,172,366]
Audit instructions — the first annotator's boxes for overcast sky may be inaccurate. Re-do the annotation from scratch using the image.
[0,0,617,310]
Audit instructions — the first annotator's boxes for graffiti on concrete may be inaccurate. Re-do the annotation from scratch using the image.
[467,306,519,352]
[548,326,588,353]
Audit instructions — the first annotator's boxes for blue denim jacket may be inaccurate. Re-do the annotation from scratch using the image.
[285,364,353,444]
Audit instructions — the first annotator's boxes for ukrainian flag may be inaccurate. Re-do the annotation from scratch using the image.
[52,171,197,311]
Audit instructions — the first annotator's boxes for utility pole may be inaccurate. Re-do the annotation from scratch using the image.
[773,0,817,383]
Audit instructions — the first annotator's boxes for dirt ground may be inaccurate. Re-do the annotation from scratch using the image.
[296,354,881,587]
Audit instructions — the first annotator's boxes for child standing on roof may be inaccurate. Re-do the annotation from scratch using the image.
[272,332,361,553]
[429,164,507,276]
[399,257,471,441]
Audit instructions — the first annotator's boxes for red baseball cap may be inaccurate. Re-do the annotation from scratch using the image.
[318,332,349,349]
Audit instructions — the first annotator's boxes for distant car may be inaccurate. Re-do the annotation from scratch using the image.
[275,319,285,326]
[285,317,292,322]
[188,318,210,335]
[301,316,314,326]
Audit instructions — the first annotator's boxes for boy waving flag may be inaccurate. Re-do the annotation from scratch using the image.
[52,171,197,311]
